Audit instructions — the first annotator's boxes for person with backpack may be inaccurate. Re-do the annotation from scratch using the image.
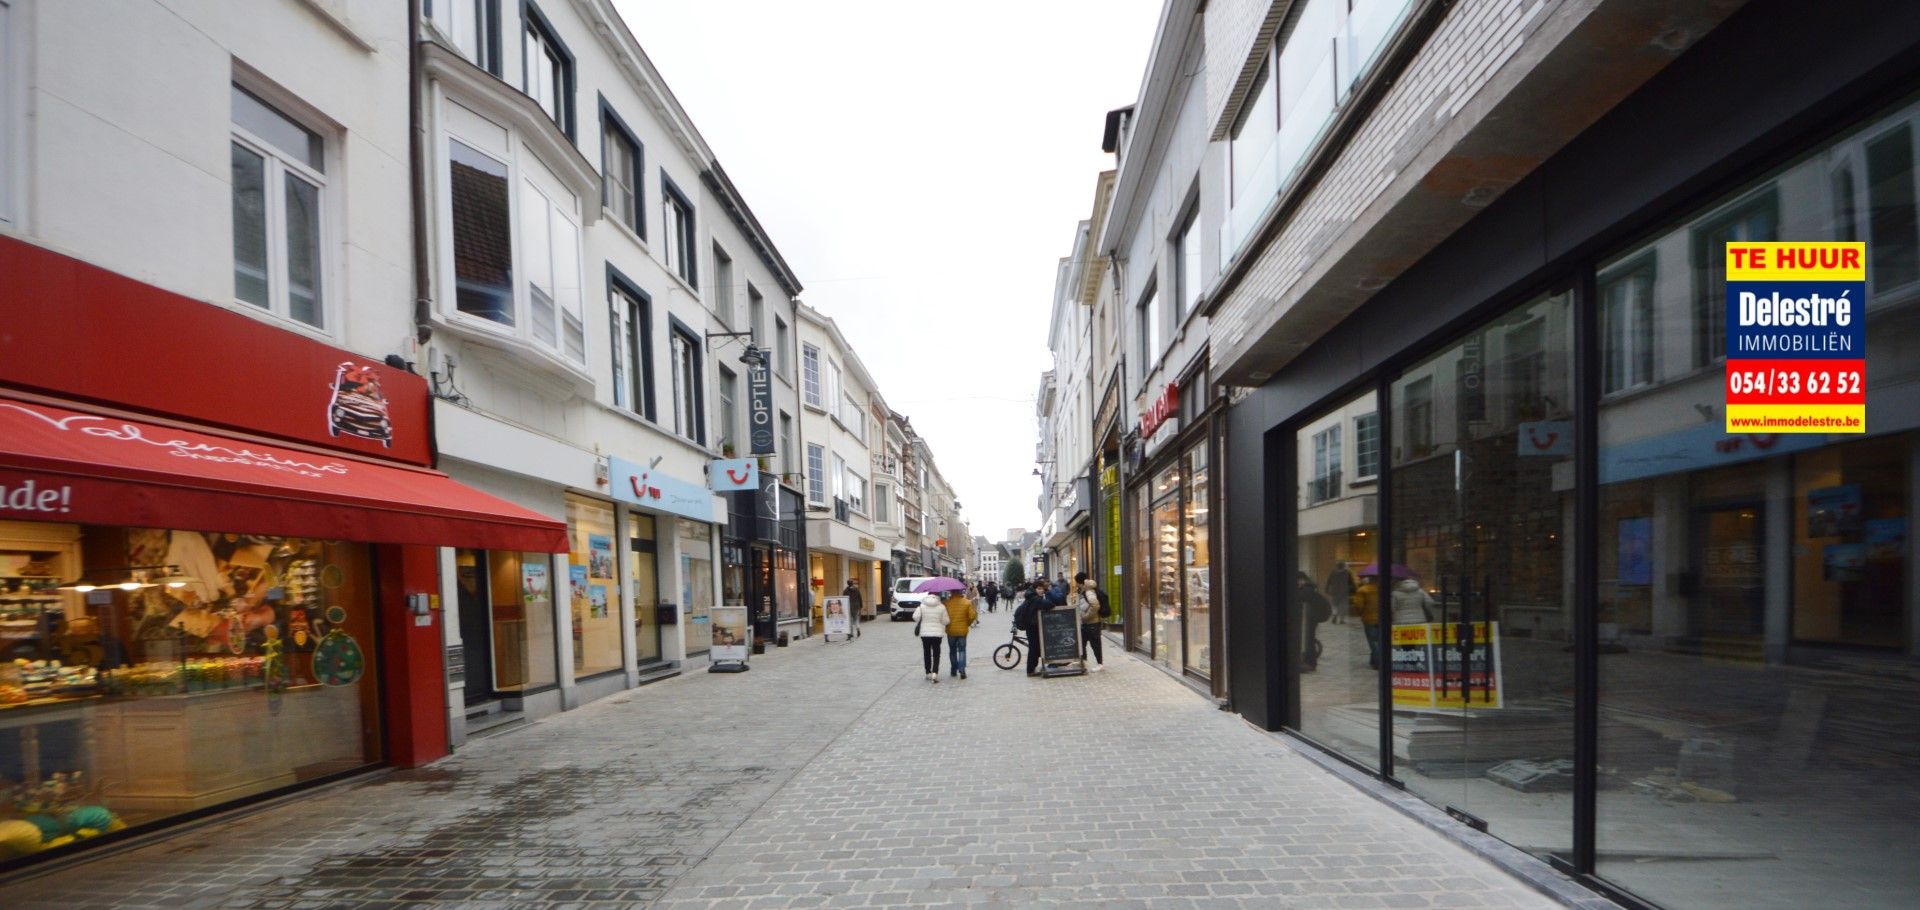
[1012,582,1047,676]
[1297,572,1331,672]
[1073,572,1108,671]
[911,593,950,682]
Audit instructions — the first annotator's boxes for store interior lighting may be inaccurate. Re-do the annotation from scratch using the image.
[58,565,197,593]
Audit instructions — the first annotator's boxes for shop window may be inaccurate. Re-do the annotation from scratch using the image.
[1354,412,1380,480]
[521,3,573,137]
[1,523,382,854]
[678,524,714,655]
[600,105,642,236]
[428,0,499,74]
[231,84,327,330]
[801,343,822,407]
[661,175,697,288]
[609,276,653,419]
[1292,388,1380,769]
[668,323,703,444]
[564,496,621,679]
[1183,445,1212,678]
[1390,290,1574,858]
[774,548,799,622]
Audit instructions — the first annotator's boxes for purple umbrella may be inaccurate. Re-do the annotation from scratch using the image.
[1355,563,1417,579]
[914,577,966,593]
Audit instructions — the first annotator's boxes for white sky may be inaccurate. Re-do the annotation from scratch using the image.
[613,0,1164,543]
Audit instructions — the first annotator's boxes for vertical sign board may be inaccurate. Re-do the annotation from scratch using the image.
[1724,242,1866,433]
[1103,465,1123,583]
[822,595,852,641]
[747,360,776,455]
[1037,608,1085,677]
[709,604,751,671]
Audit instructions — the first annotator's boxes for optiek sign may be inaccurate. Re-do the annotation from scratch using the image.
[747,358,775,455]
[1723,242,1866,433]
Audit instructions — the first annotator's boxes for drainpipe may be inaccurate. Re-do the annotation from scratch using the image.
[408,0,433,349]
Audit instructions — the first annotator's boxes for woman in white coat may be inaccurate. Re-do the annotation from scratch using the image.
[911,593,950,682]
[1390,577,1436,627]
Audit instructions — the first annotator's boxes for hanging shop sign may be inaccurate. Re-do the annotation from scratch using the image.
[1723,241,1866,433]
[611,456,717,522]
[1516,421,1573,456]
[1139,382,1180,440]
[1389,622,1504,709]
[709,458,759,492]
[747,359,776,455]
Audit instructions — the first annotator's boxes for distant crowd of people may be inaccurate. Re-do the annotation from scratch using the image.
[908,572,1110,681]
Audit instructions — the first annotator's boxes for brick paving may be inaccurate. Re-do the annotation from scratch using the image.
[1,611,1573,909]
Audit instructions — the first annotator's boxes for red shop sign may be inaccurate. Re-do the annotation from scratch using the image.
[1139,382,1180,440]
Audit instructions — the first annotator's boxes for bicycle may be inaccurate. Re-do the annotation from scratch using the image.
[993,630,1029,670]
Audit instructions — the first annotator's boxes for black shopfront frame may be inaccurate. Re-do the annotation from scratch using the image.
[1221,1,1920,905]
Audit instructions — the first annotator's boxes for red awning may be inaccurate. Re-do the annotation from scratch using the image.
[0,395,568,552]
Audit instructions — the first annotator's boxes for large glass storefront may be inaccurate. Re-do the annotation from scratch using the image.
[1275,92,1920,910]
[628,514,660,667]
[1588,95,1920,910]
[565,496,622,678]
[2,521,382,860]
[1130,438,1214,683]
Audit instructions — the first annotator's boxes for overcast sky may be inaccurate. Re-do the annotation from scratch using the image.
[613,0,1164,544]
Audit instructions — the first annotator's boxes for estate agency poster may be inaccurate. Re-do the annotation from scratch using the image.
[1390,622,1504,709]
[1724,242,1866,433]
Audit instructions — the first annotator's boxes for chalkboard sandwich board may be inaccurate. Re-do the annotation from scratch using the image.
[1037,607,1085,677]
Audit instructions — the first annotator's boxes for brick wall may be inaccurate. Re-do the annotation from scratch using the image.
[1203,0,1279,138]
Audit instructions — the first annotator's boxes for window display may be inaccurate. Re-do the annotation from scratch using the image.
[1293,389,1382,770]
[629,514,660,667]
[1183,446,1211,676]
[565,496,621,679]
[1,520,381,862]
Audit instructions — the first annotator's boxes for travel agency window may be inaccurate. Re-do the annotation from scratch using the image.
[453,548,558,700]
[230,83,329,331]
[564,495,621,679]
[1593,93,1920,910]
[1,525,382,848]
[628,513,660,667]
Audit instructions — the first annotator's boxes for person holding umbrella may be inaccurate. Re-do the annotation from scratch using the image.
[911,593,950,682]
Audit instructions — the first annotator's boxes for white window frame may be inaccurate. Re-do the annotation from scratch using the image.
[711,243,734,323]
[662,177,697,288]
[669,325,703,444]
[438,103,589,375]
[230,82,334,334]
[776,316,792,379]
[847,469,868,516]
[874,482,891,523]
[717,366,738,452]
[802,343,823,407]
[1309,425,1341,505]
[826,361,843,422]
[832,452,847,503]
[427,0,498,74]
[522,11,569,132]
[806,443,826,505]
[1354,412,1380,481]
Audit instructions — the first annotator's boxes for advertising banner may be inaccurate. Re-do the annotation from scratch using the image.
[822,595,851,641]
[1389,622,1503,709]
[610,455,717,522]
[710,604,750,664]
[1723,242,1866,433]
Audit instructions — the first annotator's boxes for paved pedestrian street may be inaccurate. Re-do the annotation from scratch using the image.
[1,612,1570,909]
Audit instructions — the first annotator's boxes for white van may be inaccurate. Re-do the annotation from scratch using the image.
[890,577,938,620]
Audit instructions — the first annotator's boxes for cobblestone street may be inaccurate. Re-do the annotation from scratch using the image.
[1,611,1571,909]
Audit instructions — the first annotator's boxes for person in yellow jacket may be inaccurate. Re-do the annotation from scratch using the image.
[942,590,978,679]
[1353,576,1382,670]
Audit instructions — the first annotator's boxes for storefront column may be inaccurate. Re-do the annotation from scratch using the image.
[376,544,448,768]
[436,546,467,749]
[552,552,579,709]
[658,532,686,663]
[615,505,638,687]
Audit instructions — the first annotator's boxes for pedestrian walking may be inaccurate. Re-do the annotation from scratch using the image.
[843,578,864,621]
[1325,561,1354,624]
[1391,577,1436,627]
[911,593,950,682]
[1013,582,1046,676]
[1355,573,1382,669]
[943,589,977,678]
[983,581,999,613]
[1074,572,1107,671]
[1296,572,1330,672]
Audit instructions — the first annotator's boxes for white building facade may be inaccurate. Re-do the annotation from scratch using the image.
[796,305,885,620]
